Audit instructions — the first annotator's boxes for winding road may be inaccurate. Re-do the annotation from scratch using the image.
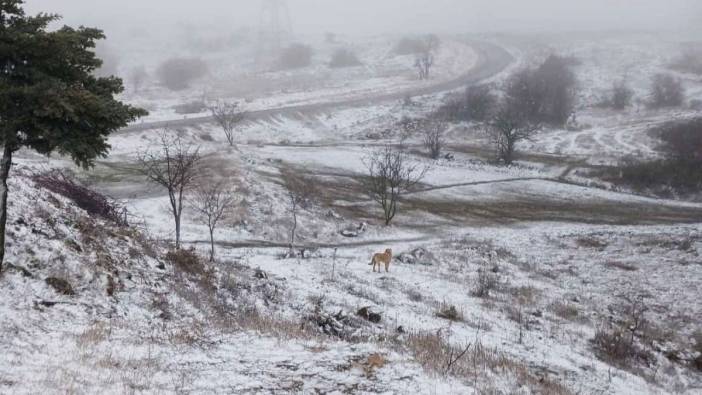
[120,41,514,133]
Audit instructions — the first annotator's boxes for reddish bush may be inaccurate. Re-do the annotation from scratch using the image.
[32,170,127,225]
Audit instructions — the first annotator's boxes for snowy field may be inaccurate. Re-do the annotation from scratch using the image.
[2,32,702,394]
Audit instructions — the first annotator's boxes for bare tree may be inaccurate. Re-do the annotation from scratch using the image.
[129,65,148,94]
[609,79,635,110]
[363,146,428,225]
[422,120,447,159]
[414,35,439,80]
[137,132,201,249]
[649,73,685,108]
[281,168,317,256]
[487,105,539,165]
[189,179,237,262]
[210,101,246,146]
[415,52,434,80]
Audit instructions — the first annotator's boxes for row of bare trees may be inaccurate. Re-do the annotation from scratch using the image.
[137,132,237,261]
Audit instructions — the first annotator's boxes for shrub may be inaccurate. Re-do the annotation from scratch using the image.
[599,80,634,110]
[670,48,702,75]
[435,84,496,122]
[422,120,447,159]
[649,74,685,108]
[550,301,580,321]
[394,35,439,55]
[278,44,313,70]
[595,118,702,197]
[592,327,652,367]
[436,302,463,321]
[595,149,702,198]
[472,268,498,298]
[166,248,202,275]
[329,48,362,68]
[32,170,127,225]
[156,57,208,91]
[659,118,702,162]
[503,55,577,126]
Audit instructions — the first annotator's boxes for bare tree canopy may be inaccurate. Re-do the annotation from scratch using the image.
[189,179,237,262]
[649,74,685,108]
[363,146,428,225]
[210,101,246,147]
[487,105,539,165]
[281,167,317,255]
[137,131,202,248]
[422,120,447,160]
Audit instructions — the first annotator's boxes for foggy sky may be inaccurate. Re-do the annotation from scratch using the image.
[24,0,702,36]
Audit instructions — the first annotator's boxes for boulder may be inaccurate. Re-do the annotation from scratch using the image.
[397,247,436,266]
[356,306,382,323]
[45,277,75,296]
[341,222,367,238]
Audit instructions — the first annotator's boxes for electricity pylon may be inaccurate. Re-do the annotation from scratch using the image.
[255,0,293,69]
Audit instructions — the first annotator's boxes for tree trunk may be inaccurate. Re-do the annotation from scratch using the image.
[289,207,297,254]
[0,145,13,271]
[175,213,181,249]
[209,228,215,262]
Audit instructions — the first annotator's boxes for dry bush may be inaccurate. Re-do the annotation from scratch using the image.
[507,285,540,304]
[593,294,654,368]
[592,327,653,367]
[550,301,582,322]
[33,170,127,225]
[659,118,702,162]
[422,120,446,159]
[436,302,463,322]
[594,120,702,198]
[399,331,572,394]
[157,57,207,91]
[435,84,497,123]
[670,48,702,75]
[649,73,685,108]
[278,43,313,69]
[472,268,499,298]
[599,79,634,110]
[165,248,202,275]
[329,48,362,68]
[76,321,111,348]
[405,287,423,302]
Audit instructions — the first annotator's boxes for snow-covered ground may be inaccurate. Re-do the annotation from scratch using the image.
[3,32,702,394]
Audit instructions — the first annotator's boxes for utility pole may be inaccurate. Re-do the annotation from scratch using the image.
[256,0,293,69]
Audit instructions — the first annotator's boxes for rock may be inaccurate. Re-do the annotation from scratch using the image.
[7,263,32,278]
[356,306,382,323]
[326,210,342,220]
[444,153,455,161]
[341,222,367,238]
[397,247,436,266]
[254,268,268,280]
[45,277,75,296]
[396,326,406,334]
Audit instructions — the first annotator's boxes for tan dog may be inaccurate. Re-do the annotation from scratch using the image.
[370,248,393,273]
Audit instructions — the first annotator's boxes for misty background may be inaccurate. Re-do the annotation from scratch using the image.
[25,0,702,37]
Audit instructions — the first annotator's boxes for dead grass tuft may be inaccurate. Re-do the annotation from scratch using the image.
[436,302,463,322]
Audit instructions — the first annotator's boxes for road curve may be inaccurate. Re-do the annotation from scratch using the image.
[121,41,514,133]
